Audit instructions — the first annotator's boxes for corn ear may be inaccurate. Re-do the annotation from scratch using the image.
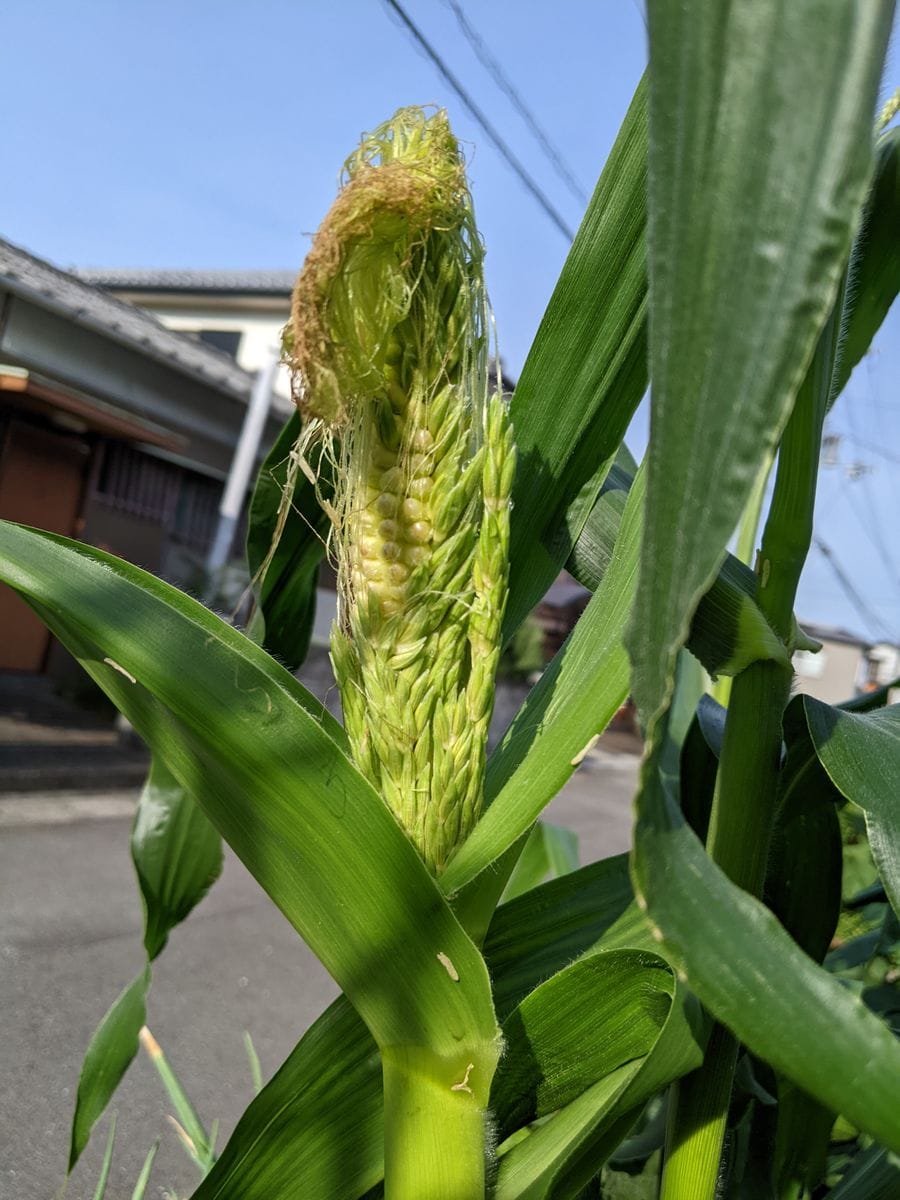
[287,107,515,874]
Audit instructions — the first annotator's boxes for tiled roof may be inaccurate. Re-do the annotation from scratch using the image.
[800,621,870,648]
[73,267,297,295]
[0,239,255,400]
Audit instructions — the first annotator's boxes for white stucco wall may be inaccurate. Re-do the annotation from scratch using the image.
[793,638,864,705]
[148,304,294,412]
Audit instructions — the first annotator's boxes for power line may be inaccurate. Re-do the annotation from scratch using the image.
[382,0,576,241]
[814,537,895,642]
[841,431,900,467]
[443,0,589,205]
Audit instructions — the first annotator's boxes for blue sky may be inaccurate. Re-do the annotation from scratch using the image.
[3,1,898,642]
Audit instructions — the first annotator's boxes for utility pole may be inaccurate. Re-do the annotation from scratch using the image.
[205,350,279,601]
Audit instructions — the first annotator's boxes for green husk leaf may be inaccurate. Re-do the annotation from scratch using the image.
[245,409,329,669]
[441,466,643,895]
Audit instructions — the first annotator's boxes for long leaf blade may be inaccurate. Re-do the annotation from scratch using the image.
[193,854,649,1199]
[132,759,222,961]
[504,76,647,635]
[0,523,497,1064]
[70,968,150,1169]
[803,698,900,918]
[629,0,899,1156]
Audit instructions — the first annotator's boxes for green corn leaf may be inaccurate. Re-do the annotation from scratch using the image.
[193,855,648,1199]
[802,698,900,919]
[0,524,499,1072]
[834,127,900,398]
[492,950,682,1132]
[133,759,222,961]
[826,1144,900,1199]
[504,75,647,636]
[441,467,644,897]
[487,854,652,1019]
[68,758,222,1164]
[244,409,329,669]
[194,996,382,1200]
[501,821,579,903]
[70,968,150,1169]
[767,702,844,964]
[493,955,704,1200]
[91,1113,117,1200]
[568,468,787,682]
[628,0,899,1157]
[628,0,889,727]
[563,462,630,592]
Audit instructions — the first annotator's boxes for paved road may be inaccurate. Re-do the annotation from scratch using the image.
[0,754,637,1200]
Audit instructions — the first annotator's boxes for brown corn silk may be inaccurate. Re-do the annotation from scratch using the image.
[287,107,515,874]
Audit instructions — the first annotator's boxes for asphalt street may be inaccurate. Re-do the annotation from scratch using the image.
[1,752,638,1200]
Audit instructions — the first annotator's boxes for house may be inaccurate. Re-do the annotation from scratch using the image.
[0,239,289,675]
[72,268,296,404]
[792,622,870,705]
[860,641,900,703]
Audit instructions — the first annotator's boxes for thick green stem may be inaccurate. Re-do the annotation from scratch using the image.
[382,1045,494,1199]
[713,451,775,707]
[663,296,841,1200]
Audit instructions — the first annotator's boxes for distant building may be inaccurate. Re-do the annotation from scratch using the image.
[0,240,287,675]
[793,622,870,705]
[861,641,900,703]
[73,268,297,406]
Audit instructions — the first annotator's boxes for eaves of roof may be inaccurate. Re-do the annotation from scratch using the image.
[0,239,255,401]
[73,267,297,297]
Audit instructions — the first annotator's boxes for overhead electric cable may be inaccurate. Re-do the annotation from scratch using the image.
[841,432,900,467]
[814,537,895,642]
[382,0,576,241]
[443,0,589,204]
[845,386,899,582]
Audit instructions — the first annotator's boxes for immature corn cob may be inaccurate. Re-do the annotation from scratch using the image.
[287,107,515,874]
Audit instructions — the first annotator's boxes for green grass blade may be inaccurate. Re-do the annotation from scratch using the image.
[803,698,900,918]
[91,1113,117,1200]
[504,75,647,636]
[130,1140,159,1200]
[140,1026,213,1169]
[70,968,150,1169]
[132,758,222,961]
[243,1032,263,1096]
[0,524,497,1067]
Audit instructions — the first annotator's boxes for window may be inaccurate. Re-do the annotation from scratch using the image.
[196,329,242,358]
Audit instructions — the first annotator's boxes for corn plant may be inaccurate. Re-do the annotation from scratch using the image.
[3,3,900,1197]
